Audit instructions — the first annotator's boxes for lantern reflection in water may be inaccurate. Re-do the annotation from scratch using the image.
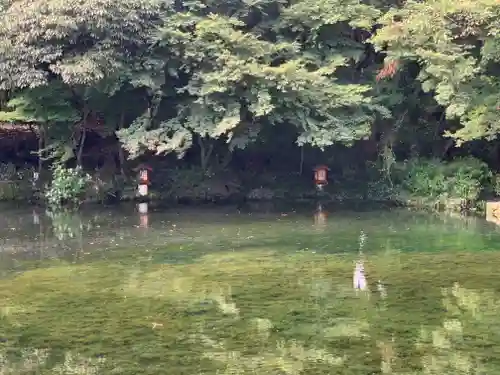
[313,203,327,229]
[138,203,149,228]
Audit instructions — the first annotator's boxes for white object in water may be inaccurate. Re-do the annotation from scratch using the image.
[353,261,367,290]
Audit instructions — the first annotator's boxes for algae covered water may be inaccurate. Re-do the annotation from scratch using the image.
[1,203,500,374]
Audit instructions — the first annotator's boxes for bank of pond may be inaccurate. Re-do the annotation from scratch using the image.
[0,156,498,218]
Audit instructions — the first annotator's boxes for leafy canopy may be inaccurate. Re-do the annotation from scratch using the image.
[372,0,500,144]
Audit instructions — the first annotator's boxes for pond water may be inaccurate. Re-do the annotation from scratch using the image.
[1,202,500,374]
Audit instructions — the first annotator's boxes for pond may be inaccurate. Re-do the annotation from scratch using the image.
[1,202,500,374]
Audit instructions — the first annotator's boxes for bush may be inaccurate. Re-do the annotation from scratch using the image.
[160,167,241,202]
[492,174,500,197]
[393,157,492,210]
[0,162,37,201]
[45,165,91,207]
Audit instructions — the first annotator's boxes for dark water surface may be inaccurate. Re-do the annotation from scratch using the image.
[1,202,500,374]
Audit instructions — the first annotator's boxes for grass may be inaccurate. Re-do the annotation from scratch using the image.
[1,248,500,374]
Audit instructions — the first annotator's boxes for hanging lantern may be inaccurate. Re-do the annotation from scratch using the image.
[134,164,153,198]
[313,165,329,187]
[139,169,148,184]
[137,164,152,185]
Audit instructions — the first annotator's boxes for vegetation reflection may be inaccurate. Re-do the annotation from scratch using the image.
[1,245,500,374]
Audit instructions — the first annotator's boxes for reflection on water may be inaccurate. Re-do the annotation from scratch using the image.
[0,349,106,374]
[313,203,327,230]
[1,203,499,262]
[353,260,367,291]
[2,204,500,374]
[46,209,94,241]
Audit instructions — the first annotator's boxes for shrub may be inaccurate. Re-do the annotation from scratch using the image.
[0,162,37,201]
[393,157,492,210]
[45,165,91,207]
[492,173,500,197]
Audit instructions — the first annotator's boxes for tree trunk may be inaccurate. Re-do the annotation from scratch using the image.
[198,137,214,173]
[0,90,8,110]
[38,125,45,174]
[77,128,86,166]
[117,111,126,177]
[441,139,455,158]
[219,149,233,170]
[299,146,304,175]
[76,105,89,166]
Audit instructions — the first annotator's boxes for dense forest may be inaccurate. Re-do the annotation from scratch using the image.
[0,0,499,209]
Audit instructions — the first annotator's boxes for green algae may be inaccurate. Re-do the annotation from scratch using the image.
[2,250,500,374]
[2,206,500,374]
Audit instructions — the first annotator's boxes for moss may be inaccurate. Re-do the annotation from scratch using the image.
[1,250,500,374]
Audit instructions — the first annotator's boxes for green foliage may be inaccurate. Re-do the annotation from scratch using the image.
[0,0,391,160]
[160,166,241,201]
[393,157,492,209]
[0,83,83,164]
[0,163,36,201]
[0,83,79,124]
[0,181,19,201]
[0,0,165,89]
[45,165,91,207]
[492,174,500,197]
[372,0,500,144]
[1,0,500,204]
[162,167,206,200]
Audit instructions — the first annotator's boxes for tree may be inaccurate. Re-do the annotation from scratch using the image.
[0,0,169,166]
[0,83,80,170]
[0,0,166,89]
[372,0,500,145]
[117,0,391,160]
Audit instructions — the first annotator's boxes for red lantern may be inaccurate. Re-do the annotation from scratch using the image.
[135,164,153,185]
[313,165,329,186]
[139,170,149,184]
